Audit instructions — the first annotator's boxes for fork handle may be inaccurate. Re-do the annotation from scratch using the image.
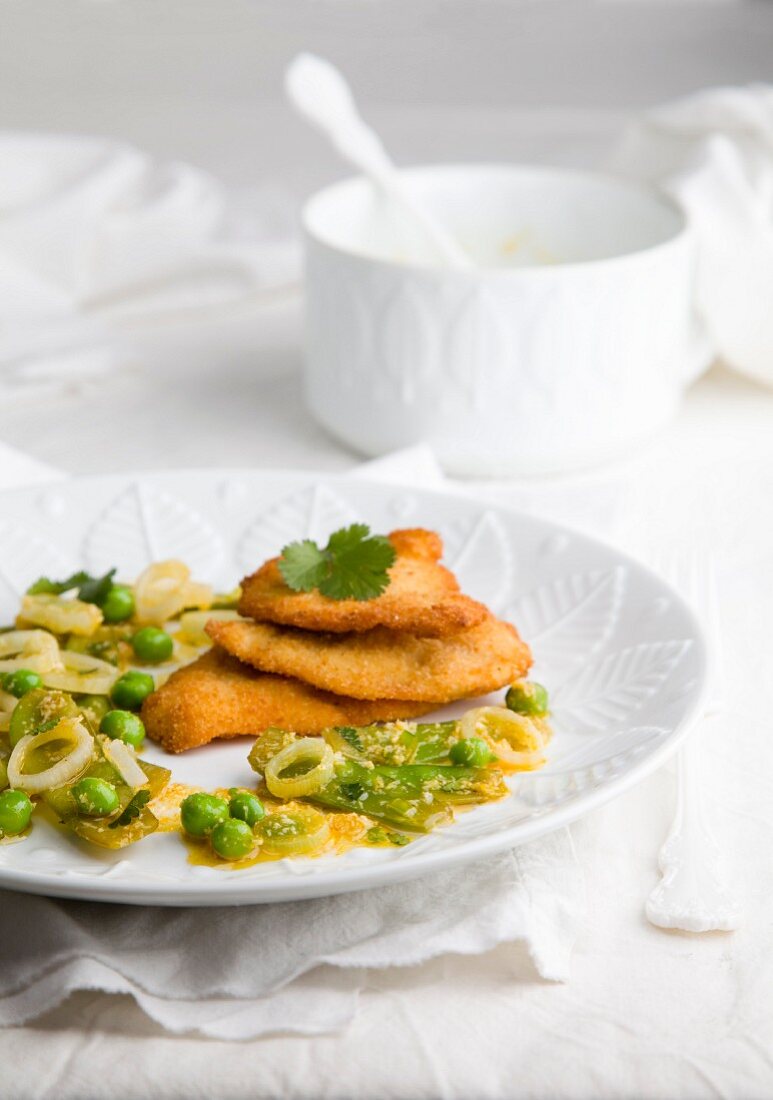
[645,733,740,933]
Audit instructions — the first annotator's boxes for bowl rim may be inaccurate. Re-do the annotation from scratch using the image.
[302,162,690,276]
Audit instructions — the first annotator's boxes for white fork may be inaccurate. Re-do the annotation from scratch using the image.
[645,550,741,933]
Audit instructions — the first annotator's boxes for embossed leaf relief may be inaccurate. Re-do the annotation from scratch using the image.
[0,521,70,616]
[540,725,665,776]
[237,485,357,573]
[379,285,434,404]
[443,510,512,611]
[507,567,625,675]
[550,641,691,734]
[84,484,224,579]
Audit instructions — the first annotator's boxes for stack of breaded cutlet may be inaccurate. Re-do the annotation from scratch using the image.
[143,529,531,753]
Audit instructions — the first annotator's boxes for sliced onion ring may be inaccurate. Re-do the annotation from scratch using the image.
[459,706,549,769]
[264,738,335,798]
[8,716,94,794]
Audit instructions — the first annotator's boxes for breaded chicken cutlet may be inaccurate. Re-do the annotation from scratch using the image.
[141,647,434,753]
[206,615,531,703]
[237,528,488,638]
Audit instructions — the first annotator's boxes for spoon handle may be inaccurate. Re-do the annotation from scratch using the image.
[286,53,472,271]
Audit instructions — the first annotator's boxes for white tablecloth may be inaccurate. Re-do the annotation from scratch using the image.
[0,275,771,1098]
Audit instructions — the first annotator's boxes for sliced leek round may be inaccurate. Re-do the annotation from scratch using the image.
[257,803,331,856]
[459,706,550,769]
[264,738,335,798]
[7,716,94,793]
[248,728,297,773]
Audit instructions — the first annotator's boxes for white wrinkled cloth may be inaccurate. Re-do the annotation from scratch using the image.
[0,133,299,388]
[610,84,773,388]
[0,444,585,1039]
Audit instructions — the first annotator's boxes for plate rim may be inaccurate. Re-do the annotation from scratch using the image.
[0,466,710,905]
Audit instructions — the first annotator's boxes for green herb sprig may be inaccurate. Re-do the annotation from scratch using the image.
[278,524,396,602]
[27,568,116,606]
[109,789,151,829]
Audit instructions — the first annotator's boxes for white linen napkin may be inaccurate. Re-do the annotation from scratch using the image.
[609,84,773,388]
[0,444,585,1039]
[0,133,299,389]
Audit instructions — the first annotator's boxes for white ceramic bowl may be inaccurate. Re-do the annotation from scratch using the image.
[302,165,711,476]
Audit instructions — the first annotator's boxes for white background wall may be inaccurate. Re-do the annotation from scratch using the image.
[1,0,771,193]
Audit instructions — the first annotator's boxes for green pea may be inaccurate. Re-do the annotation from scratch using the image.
[228,789,265,827]
[505,680,549,717]
[110,671,155,710]
[0,759,8,791]
[100,584,135,624]
[210,818,255,860]
[131,627,173,664]
[449,737,494,767]
[100,709,146,749]
[180,792,229,838]
[71,777,120,817]
[2,669,43,699]
[0,789,32,835]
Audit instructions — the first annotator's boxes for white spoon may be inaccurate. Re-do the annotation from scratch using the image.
[285,52,473,271]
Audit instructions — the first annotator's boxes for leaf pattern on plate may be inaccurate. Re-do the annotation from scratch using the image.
[540,726,666,777]
[551,641,691,734]
[83,483,225,579]
[0,521,71,615]
[443,510,513,611]
[0,471,706,895]
[237,485,357,573]
[506,567,625,674]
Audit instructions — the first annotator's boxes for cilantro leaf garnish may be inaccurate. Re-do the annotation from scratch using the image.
[109,788,151,829]
[278,524,395,602]
[78,569,116,606]
[277,539,329,593]
[27,571,90,596]
[339,781,367,803]
[26,567,117,607]
[337,726,365,753]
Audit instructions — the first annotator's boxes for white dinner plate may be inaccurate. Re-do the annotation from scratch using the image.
[0,469,707,905]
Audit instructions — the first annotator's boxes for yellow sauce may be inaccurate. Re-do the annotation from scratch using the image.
[183,808,373,870]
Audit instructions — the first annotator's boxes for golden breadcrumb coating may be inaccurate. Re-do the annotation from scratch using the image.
[237,528,488,637]
[142,647,434,753]
[206,615,531,704]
